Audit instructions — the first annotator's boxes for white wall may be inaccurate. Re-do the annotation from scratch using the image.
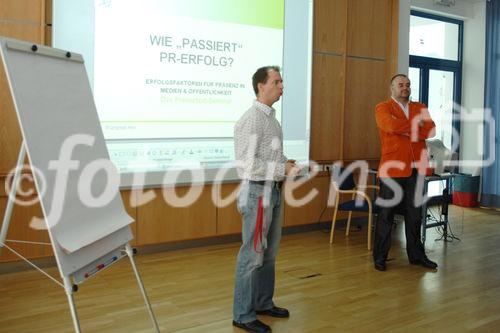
[398,0,411,74]
[460,1,485,174]
[398,0,486,174]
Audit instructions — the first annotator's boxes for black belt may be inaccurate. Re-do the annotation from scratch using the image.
[248,180,283,189]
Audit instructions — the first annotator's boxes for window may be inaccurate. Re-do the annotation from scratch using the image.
[408,11,462,148]
[409,14,460,61]
[408,11,463,197]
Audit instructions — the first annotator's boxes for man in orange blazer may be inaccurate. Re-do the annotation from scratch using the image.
[373,74,438,271]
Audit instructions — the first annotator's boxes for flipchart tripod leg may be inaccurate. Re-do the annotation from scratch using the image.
[63,276,81,333]
[1,142,26,254]
[125,244,160,332]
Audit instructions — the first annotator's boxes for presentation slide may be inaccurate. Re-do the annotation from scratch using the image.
[53,0,313,182]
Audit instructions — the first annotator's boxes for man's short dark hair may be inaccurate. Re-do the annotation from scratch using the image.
[252,66,281,95]
[390,73,408,84]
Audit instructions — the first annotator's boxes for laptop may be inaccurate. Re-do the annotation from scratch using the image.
[425,138,458,175]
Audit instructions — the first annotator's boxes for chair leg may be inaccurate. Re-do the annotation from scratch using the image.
[330,199,339,244]
[367,212,373,251]
[345,211,353,236]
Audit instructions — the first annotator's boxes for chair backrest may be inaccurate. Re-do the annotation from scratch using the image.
[331,166,356,190]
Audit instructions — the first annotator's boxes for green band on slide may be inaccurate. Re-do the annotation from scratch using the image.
[175,0,284,29]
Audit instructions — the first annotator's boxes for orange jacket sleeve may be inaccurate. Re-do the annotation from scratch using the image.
[416,107,436,140]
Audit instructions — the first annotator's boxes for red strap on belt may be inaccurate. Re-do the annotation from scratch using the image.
[253,196,264,252]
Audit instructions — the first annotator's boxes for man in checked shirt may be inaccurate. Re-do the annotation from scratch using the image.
[232,66,300,333]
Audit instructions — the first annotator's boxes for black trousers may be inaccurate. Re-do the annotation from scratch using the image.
[373,170,426,262]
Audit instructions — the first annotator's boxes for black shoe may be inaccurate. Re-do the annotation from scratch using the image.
[232,319,272,333]
[256,306,290,318]
[410,257,438,269]
[374,260,386,271]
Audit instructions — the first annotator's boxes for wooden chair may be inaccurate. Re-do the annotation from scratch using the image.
[329,167,379,250]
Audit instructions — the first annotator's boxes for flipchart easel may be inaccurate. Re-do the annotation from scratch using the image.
[0,37,160,332]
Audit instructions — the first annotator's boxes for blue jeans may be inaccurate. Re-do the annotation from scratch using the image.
[233,182,283,323]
